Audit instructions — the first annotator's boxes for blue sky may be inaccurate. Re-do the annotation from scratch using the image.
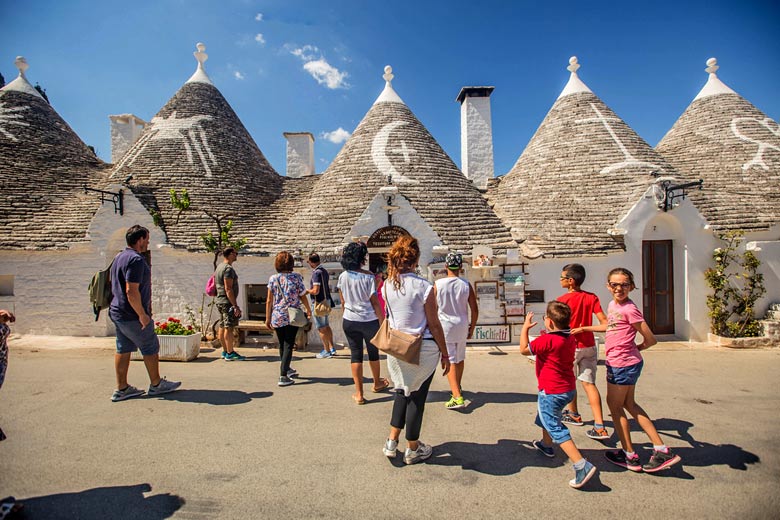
[1,0,778,176]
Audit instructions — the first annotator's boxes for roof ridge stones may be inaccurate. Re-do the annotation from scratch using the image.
[491,56,679,257]
[0,57,109,250]
[656,58,779,232]
[109,45,283,252]
[283,66,515,253]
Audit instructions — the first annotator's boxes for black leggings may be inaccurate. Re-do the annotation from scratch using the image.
[275,325,298,376]
[390,372,435,441]
[343,318,380,363]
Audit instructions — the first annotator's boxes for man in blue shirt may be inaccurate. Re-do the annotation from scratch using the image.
[109,225,181,402]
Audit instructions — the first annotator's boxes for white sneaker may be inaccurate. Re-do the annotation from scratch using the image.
[383,438,398,457]
[404,441,433,465]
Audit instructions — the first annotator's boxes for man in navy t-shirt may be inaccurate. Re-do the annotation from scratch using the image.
[108,225,181,402]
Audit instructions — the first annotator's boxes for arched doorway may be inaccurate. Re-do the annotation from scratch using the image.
[366,225,410,273]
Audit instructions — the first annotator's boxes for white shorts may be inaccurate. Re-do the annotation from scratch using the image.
[447,341,467,364]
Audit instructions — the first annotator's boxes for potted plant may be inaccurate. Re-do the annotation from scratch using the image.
[131,317,202,361]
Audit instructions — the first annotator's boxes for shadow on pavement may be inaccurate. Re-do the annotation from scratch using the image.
[426,390,537,413]
[292,376,355,387]
[588,417,759,478]
[420,439,610,489]
[20,483,182,519]
[151,389,273,405]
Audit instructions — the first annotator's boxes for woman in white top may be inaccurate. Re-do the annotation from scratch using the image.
[434,252,478,410]
[337,242,388,405]
[381,236,450,465]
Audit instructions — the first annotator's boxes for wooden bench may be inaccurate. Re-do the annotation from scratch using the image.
[236,320,273,344]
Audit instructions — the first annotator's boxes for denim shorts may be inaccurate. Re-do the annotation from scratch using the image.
[606,359,644,386]
[534,389,575,444]
[114,319,160,356]
[312,311,329,330]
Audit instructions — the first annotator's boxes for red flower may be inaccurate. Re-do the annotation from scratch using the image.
[187,325,193,330]
[160,323,168,329]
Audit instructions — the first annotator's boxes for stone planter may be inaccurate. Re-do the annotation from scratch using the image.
[707,332,778,349]
[131,333,202,361]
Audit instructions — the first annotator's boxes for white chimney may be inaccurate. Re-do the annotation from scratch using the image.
[109,114,147,163]
[283,132,315,178]
[457,86,495,190]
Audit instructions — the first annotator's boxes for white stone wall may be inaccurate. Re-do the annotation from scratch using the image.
[109,115,147,164]
[284,133,314,178]
[460,96,494,190]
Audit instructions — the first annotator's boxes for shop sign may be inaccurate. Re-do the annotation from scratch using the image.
[468,324,511,343]
[367,226,410,249]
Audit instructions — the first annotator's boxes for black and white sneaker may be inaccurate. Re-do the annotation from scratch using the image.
[278,376,295,387]
[643,449,681,473]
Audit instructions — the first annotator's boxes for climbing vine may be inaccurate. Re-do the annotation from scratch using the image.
[704,231,766,337]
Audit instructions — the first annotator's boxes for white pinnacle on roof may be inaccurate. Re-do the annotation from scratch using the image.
[556,56,593,99]
[693,57,737,100]
[373,65,405,105]
[186,43,215,85]
[0,56,44,99]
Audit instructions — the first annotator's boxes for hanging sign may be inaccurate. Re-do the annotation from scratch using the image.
[367,226,410,249]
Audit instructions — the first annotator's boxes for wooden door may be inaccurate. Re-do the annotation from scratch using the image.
[642,240,674,334]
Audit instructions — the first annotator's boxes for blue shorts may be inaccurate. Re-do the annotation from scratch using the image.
[606,360,644,386]
[312,312,329,330]
[534,389,576,444]
[114,319,160,356]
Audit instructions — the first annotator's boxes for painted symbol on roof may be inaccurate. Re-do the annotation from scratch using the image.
[114,111,217,177]
[730,116,779,171]
[576,103,659,174]
[371,121,419,184]
[0,100,30,142]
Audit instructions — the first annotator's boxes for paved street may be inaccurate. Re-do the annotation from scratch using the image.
[1,338,778,519]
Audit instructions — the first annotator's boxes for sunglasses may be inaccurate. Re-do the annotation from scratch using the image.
[608,282,632,289]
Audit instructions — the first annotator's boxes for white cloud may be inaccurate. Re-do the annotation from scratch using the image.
[320,127,351,144]
[254,33,265,45]
[255,13,263,21]
[234,71,245,80]
[288,45,349,89]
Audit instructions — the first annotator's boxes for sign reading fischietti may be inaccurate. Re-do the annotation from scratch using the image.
[468,324,511,343]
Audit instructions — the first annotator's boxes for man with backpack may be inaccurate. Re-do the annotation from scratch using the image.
[109,225,181,402]
[215,247,245,361]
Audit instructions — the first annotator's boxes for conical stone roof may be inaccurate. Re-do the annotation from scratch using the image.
[286,66,515,253]
[490,57,678,257]
[656,58,779,232]
[110,44,282,252]
[0,57,108,250]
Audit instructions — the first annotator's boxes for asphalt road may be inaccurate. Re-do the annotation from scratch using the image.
[1,338,778,519]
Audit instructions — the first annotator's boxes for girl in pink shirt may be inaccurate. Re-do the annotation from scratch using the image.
[601,268,682,474]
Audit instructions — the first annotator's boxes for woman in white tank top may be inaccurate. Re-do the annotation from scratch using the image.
[381,236,450,465]
[433,252,478,410]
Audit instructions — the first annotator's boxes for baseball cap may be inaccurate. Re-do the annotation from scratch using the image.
[445,252,463,269]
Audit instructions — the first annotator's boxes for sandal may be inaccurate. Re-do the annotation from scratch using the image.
[352,394,366,405]
[372,378,390,393]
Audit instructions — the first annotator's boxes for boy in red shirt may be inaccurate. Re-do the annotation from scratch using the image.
[520,301,597,489]
[557,263,609,440]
